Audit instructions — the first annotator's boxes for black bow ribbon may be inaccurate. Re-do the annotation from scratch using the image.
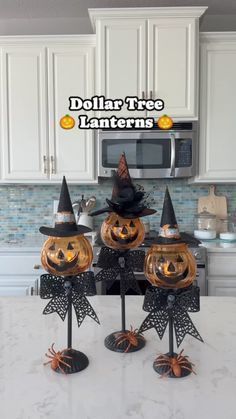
[40,272,100,327]
[139,285,203,347]
[95,246,145,295]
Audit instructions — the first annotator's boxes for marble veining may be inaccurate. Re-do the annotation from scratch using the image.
[0,296,236,419]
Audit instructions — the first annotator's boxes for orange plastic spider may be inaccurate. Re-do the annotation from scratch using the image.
[154,349,196,378]
[115,326,144,353]
[44,343,72,374]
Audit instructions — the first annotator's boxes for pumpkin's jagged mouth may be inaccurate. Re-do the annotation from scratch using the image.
[155,268,189,284]
[110,230,139,244]
[46,254,78,272]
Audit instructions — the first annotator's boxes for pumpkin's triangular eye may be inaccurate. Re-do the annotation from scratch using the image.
[158,255,165,263]
[67,242,74,250]
[168,262,176,272]
[130,221,135,228]
[176,255,184,262]
[114,220,120,227]
[49,243,56,251]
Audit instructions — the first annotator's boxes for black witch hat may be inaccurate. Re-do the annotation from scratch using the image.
[39,176,91,237]
[91,153,156,219]
[156,187,183,244]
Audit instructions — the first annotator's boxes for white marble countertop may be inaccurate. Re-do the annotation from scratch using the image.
[200,240,236,252]
[1,295,236,419]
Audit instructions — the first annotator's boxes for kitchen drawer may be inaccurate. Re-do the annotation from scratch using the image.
[208,278,236,297]
[0,255,44,275]
[207,253,236,276]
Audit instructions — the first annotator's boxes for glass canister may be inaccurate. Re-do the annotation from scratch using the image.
[194,210,217,239]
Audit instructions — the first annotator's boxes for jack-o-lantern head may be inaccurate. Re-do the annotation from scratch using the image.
[145,243,196,289]
[41,235,93,276]
[157,115,173,130]
[101,213,145,250]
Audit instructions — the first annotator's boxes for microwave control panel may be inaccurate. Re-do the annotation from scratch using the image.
[175,139,192,168]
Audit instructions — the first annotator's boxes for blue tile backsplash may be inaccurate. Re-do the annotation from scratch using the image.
[1,179,236,243]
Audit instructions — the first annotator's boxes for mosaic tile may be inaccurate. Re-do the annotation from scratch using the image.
[0,179,235,243]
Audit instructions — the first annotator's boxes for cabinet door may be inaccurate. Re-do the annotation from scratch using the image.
[208,278,236,297]
[97,19,146,117]
[0,45,48,180]
[197,36,236,182]
[48,45,95,182]
[148,18,197,118]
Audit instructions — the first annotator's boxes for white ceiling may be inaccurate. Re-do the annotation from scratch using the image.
[0,0,236,19]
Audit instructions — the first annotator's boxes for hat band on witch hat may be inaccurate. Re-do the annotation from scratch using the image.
[55,211,76,224]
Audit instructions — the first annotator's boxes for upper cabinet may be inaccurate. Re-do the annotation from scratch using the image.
[0,36,96,184]
[194,33,236,183]
[89,7,207,119]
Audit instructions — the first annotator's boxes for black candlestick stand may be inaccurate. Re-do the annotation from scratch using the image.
[139,285,203,378]
[52,278,89,374]
[40,273,99,374]
[104,252,146,353]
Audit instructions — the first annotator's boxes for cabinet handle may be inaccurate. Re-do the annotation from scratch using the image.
[34,264,42,270]
[50,156,55,174]
[43,155,47,174]
[142,91,145,99]
[150,90,153,99]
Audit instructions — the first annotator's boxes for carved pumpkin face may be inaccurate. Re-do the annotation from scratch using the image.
[157,115,173,130]
[145,243,196,289]
[60,114,75,130]
[41,236,93,276]
[101,213,145,250]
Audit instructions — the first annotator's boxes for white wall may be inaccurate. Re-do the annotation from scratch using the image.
[0,14,235,36]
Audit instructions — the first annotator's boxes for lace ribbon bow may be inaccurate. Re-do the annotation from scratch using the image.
[95,246,145,295]
[139,285,203,347]
[40,272,99,327]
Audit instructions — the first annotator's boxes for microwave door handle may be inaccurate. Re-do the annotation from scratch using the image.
[170,133,175,177]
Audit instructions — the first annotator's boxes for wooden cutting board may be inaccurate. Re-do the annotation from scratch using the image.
[198,185,227,218]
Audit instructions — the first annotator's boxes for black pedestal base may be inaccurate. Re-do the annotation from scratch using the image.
[104,330,146,353]
[153,352,193,378]
[55,348,89,374]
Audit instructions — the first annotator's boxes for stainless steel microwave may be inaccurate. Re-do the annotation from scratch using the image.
[97,122,198,178]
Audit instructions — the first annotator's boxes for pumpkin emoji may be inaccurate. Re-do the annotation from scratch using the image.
[60,114,75,130]
[144,243,196,289]
[41,235,93,276]
[157,115,173,130]
[101,213,145,250]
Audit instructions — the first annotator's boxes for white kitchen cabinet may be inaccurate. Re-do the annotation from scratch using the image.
[194,33,236,183]
[208,278,236,297]
[148,18,197,118]
[0,36,96,184]
[89,7,207,119]
[95,18,146,118]
[206,249,236,296]
[0,45,48,180]
[0,247,44,296]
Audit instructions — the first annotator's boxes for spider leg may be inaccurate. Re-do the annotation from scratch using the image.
[61,355,73,360]
[58,359,71,368]
[125,342,131,353]
[178,359,195,367]
[50,344,56,354]
[58,364,66,374]
[48,348,57,356]
[180,365,196,375]
[45,354,54,359]
[43,360,52,366]
[160,367,172,378]
[116,337,128,346]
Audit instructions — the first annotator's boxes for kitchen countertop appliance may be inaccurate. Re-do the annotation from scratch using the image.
[93,231,207,296]
[98,121,198,178]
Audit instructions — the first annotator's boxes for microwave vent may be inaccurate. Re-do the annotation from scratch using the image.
[153,122,193,130]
